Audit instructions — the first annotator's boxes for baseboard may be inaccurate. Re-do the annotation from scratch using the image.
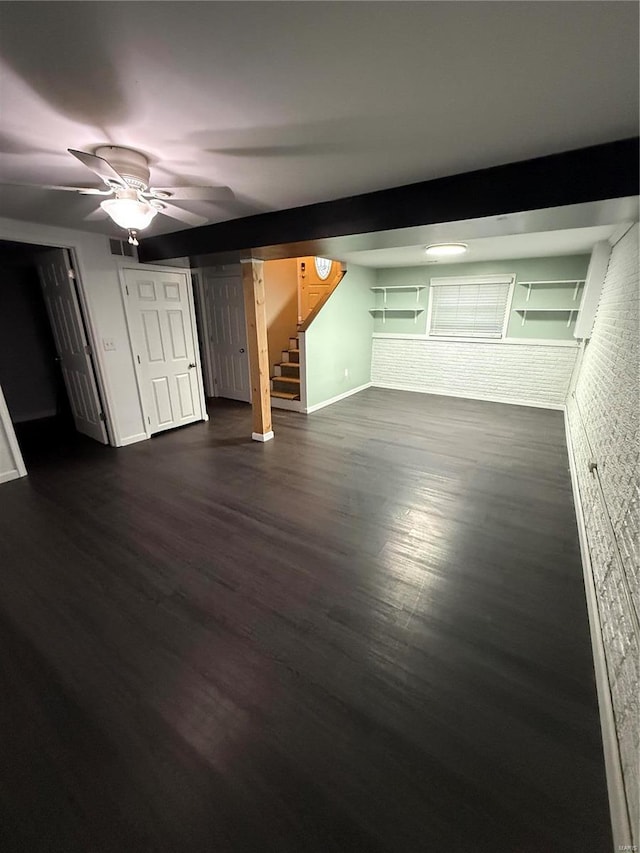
[304,382,372,414]
[118,432,149,447]
[252,430,274,442]
[564,407,632,848]
[11,408,58,424]
[371,381,565,411]
[271,397,302,412]
[0,468,25,485]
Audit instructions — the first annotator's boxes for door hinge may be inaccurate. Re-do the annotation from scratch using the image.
[125,285,129,295]
[84,344,92,355]
[147,416,151,425]
[137,354,141,364]
[67,269,76,280]
[99,412,106,422]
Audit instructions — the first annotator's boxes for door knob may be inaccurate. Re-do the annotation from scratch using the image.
[188,362,196,369]
[239,348,245,353]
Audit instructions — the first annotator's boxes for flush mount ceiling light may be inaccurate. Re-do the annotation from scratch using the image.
[424,243,468,257]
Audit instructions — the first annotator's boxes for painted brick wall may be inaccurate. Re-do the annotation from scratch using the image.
[566,225,639,840]
[371,339,577,408]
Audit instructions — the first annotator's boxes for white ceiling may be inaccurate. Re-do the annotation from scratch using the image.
[0,2,638,239]
[340,225,621,268]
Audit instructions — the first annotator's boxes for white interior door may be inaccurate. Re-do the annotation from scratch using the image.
[36,248,108,444]
[123,268,204,435]
[203,270,251,402]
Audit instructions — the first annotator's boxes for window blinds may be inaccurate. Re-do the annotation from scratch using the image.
[429,280,511,338]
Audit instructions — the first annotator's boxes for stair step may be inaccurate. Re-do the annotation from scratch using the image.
[277,362,299,374]
[271,390,300,400]
[288,337,298,349]
[273,376,300,385]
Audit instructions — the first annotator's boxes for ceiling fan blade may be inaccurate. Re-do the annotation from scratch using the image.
[44,184,112,195]
[148,186,234,201]
[68,149,128,189]
[156,202,208,226]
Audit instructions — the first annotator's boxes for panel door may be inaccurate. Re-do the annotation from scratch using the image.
[36,249,108,444]
[124,269,203,435]
[203,271,251,402]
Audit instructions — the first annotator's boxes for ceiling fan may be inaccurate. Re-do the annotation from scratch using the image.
[49,146,232,244]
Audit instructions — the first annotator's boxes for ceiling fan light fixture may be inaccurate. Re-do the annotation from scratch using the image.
[424,242,468,257]
[100,193,158,230]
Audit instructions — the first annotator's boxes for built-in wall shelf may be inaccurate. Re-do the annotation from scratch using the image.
[519,279,585,302]
[369,307,425,324]
[371,285,426,304]
[513,307,580,327]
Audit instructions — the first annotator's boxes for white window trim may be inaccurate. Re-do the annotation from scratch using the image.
[426,274,516,340]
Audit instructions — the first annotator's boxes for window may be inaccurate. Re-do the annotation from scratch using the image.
[428,275,514,339]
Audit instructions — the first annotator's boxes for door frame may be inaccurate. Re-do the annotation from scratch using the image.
[196,265,252,403]
[191,269,216,397]
[0,236,116,451]
[117,262,208,439]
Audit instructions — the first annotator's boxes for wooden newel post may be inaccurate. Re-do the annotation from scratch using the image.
[241,258,273,442]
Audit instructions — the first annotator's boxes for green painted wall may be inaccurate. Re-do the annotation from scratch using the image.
[304,264,374,408]
[374,255,590,339]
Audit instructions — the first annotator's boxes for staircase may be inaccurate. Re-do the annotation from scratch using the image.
[271,336,300,401]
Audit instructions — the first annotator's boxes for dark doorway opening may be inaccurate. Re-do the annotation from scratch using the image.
[0,240,91,467]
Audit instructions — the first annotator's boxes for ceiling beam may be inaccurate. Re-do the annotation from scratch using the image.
[138,138,639,263]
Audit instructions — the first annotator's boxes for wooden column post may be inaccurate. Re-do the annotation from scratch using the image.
[241,258,273,442]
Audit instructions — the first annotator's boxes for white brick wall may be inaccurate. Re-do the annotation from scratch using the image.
[566,225,640,841]
[371,338,577,408]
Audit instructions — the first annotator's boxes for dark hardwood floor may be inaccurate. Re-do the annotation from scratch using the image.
[0,389,611,852]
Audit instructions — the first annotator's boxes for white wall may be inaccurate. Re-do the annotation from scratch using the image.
[566,225,639,844]
[372,338,577,409]
[0,217,148,461]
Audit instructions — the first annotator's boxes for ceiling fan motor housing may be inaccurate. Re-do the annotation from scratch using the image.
[95,146,150,191]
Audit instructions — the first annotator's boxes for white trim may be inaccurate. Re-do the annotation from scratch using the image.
[372,333,578,347]
[304,382,372,414]
[429,273,516,287]
[192,270,216,397]
[298,331,308,412]
[564,408,632,849]
[66,248,114,446]
[271,397,302,412]
[118,432,149,447]
[0,383,26,481]
[371,382,565,411]
[185,269,209,424]
[117,268,152,439]
[252,430,274,442]
[0,470,23,485]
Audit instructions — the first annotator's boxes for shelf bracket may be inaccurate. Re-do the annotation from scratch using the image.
[521,309,527,326]
[573,281,580,301]
[526,283,532,302]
